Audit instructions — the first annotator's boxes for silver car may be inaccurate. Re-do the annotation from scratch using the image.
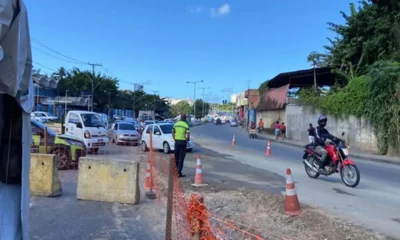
[111,121,140,145]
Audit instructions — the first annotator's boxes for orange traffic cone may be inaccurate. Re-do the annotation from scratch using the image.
[232,135,236,146]
[284,168,302,216]
[144,159,152,191]
[265,141,271,156]
[191,155,208,187]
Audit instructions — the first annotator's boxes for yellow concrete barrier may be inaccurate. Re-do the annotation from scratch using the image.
[77,158,140,205]
[30,153,62,197]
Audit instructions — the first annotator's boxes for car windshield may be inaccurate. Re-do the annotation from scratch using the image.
[32,120,57,137]
[47,113,56,117]
[145,121,154,125]
[160,124,173,134]
[119,123,136,130]
[81,113,104,128]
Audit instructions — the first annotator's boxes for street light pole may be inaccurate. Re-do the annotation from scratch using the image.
[187,80,204,120]
[88,63,103,111]
[65,90,69,112]
[198,87,210,118]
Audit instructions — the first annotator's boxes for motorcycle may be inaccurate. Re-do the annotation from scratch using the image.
[302,132,360,188]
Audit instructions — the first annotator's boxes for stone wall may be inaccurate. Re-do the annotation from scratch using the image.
[285,105,378,153]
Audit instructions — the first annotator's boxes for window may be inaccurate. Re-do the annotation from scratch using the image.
[119,123,135,130]
[81,113,103,127]
[153,126,161,134]
[160,124,173,134]
[145,125,154,134]
[68,113,81,124]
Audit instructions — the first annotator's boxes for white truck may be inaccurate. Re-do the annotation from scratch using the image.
[64,111,109,153]
[138,110,155,122]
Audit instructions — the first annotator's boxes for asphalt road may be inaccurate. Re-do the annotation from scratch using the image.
[191,123,400,238]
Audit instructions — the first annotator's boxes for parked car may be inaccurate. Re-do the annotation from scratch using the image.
[141,123,194,154]
[33,111,58,121]
[111,121,140,145]
[31,119,86,170]
[230,118,238,127]
[31,112,47,123]
[221,119,226,124]
[144,120,156,126]
[64,111,109,153]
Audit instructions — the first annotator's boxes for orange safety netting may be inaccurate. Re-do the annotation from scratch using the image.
[147,152,290,240]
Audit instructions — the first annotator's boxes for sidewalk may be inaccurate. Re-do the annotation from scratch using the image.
[256,132,400,165]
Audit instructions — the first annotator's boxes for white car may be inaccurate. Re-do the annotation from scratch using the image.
[141,123,194,154]
[111,121,140,145]
[31,112,47,123]
[221,119,226,124]
[33,111,58,121]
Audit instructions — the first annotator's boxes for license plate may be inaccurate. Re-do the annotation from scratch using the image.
[98,139,104,142]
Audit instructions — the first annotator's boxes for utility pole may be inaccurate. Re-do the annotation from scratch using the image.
[198,87,210,118]
[187,80,204,120]
[151,90,159,114]
[65,90,69,112]
[88,62,102,112]
[245,80,251,130]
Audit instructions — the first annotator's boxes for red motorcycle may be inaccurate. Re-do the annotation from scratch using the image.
[302,133,360,188]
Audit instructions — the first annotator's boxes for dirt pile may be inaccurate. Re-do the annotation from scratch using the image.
[183,183,393,240]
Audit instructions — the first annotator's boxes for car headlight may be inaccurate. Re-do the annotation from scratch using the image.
[119,134,125,137]
[170,138,175,142]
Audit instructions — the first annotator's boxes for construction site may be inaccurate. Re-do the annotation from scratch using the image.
[26,129,396,240]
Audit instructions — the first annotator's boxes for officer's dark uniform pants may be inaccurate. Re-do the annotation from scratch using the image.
[174,140,187,175]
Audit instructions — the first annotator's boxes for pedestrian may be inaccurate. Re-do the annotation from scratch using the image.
[172,113,190,178]
[307,123,315,143]
[274,121,280,140]
[280,122,286,139]
[258,118,264,133]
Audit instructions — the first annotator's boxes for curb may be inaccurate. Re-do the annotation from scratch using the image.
[256,133,400,166]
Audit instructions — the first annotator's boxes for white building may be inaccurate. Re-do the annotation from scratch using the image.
[230,94,237,104]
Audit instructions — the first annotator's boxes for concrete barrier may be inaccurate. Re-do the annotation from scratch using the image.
[30,153,62,197]
[77,158,140,205]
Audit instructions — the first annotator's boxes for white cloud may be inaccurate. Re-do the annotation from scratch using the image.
[210,3,230,17]
[187,6,203,14]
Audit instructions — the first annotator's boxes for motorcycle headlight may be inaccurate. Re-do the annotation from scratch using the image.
[341,148,349,156]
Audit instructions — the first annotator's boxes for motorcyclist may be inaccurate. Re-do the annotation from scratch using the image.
[314,115,337,171]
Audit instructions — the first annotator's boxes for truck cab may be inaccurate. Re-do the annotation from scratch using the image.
[65,111,109,153]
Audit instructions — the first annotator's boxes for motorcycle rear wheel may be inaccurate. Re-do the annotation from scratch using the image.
[305,157,320,179]
[340,164,360,188]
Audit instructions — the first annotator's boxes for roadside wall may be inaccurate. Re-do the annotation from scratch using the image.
[285,105,378,153]
[257,109,286,128]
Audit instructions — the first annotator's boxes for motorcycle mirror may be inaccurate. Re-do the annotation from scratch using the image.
[342,132,345,136]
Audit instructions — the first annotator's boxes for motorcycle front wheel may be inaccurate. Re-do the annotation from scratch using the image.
[340,164,360,188]
[304,156,320,179]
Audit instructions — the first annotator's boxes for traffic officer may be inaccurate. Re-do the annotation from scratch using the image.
[172,113,190,178]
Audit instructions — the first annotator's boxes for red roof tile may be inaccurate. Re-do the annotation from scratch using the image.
[256,84,289,111]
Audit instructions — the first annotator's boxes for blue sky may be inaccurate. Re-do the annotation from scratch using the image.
[25,0,356,102]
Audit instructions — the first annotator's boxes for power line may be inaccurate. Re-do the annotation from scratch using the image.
[32,46,85,65]
[31,37,88,65]
[32,61,57,72]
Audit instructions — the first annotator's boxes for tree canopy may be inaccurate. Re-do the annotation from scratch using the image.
[300,0,400,155]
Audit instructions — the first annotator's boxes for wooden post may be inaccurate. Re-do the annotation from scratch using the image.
[165,155,175,240]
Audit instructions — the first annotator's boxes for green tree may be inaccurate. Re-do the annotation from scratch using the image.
[56,67,118,110]
[170,101,192,117]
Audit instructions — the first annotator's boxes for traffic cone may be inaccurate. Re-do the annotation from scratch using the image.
[284,168,302,216]
[144,159,152,191]
[232,135,236,146]
[191,155,208,187]
[265,141,271,156]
